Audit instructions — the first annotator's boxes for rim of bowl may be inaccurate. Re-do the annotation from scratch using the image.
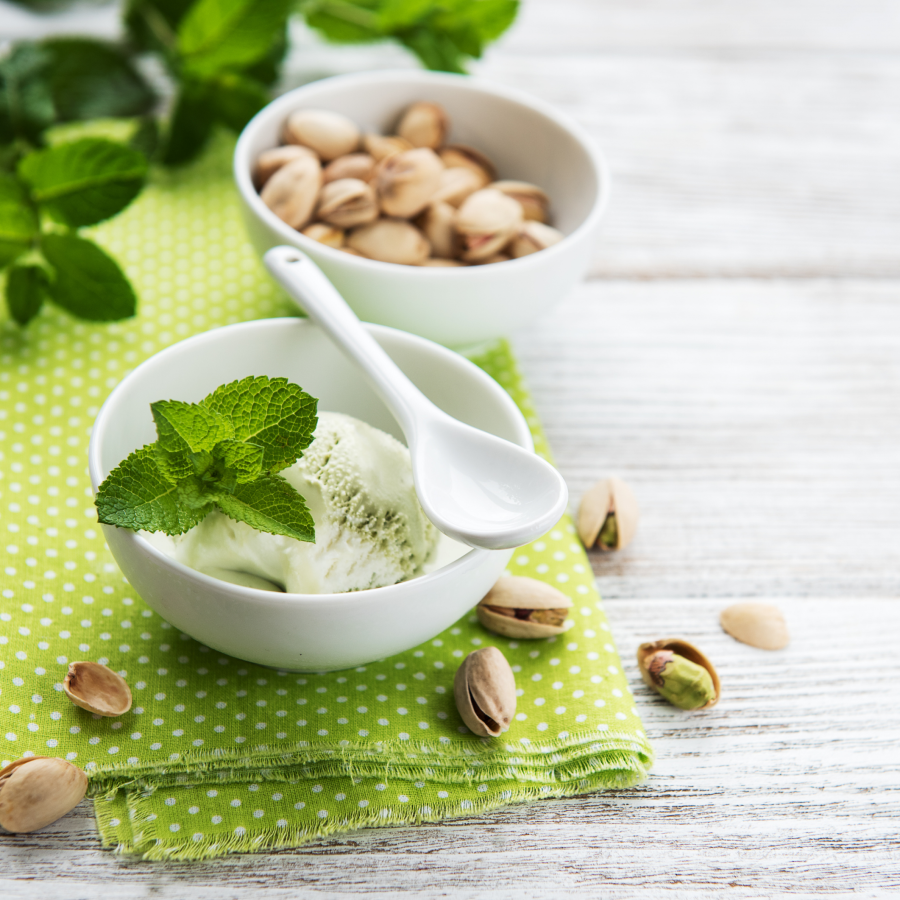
[233,69,610,275]
[88,317,532,610]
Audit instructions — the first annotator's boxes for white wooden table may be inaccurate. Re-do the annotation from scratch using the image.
[3,1,899,896]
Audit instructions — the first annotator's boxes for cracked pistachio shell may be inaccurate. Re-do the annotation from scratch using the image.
[637,638,720,710]
[323,152,376,184]
[363,133,413,161]
[376,148,443,219]
[438,144,496,184]
[477,575,573,639]
[347,218,431,265]
[0,757,88,833]
[302,222,345,248]
[431,166,484,208]
[397,101,449,149]
[415,201,459,259]
[453,647,516,737]
[253,144,319,189]
[63,661,132,716]
[491,181,550,222]
[316,178,379,229]
[577,476,639,551]
[720,603,790,650]
[510,221,565,259]
[456,188,523,262]
[259,155,323,231]
[282,108,360,161]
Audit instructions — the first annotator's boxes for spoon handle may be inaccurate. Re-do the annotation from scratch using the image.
[264,246,426,439]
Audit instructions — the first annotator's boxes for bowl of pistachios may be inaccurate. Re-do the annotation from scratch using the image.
[234,70,608,347]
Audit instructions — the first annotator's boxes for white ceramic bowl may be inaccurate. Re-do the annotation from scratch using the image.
[234,70,608,347]
[88,318,532,672]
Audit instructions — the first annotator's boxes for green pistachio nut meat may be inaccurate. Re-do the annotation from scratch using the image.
[637,638,720,710]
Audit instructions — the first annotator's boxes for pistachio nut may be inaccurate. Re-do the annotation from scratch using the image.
[431,166,484,208]
[363,133,413,162]
[0,757,88,832]
[438,144,496,185]
[282,108,360,161]
[418,258,466,267]
[63,660,132,716]
[347,218,431,265]
[491,181,550,222]
[637,638,720,710]
[510,221,565,259]
[316,178,379,228]
[259,154,323,231]
[473,253,511,265]
[577,476,639,551]
[415,201,459,259]
[720,603,790,650]
[455,188,523,262]
[301,222,345,249]
[376,148,443,219]
[477,575,573,639]
[253,144,319,189]
[453,646,516,737]
[322,152,376,185]
[397,101,449,149]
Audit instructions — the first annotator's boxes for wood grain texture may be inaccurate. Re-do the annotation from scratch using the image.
[2,0,900,896]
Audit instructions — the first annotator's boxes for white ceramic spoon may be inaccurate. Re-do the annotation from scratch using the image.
[264,246,568,550]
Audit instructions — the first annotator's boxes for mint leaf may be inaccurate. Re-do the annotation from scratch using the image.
[202,376,318,474]
[5,263,48,326]
[160,79,217,166]
[0,43,55,145]
[214,476,315,543]
[302,0,382,44]
[151,398,234,481]
[19,138,148,228]
[214,439,264,484]
[96,445,212,535]
[42,38,157,123]
[210,71,270,132]
[0,172,38,268]
[177,0,294,78]
[42,233,137,321]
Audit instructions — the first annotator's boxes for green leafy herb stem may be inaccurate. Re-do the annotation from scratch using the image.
[96,376,319,543]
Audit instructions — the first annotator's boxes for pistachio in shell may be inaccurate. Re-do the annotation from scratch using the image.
[431,166,484,208]
[259,154,323,231]
[363,133,413,162]
[456,188,523,262]
[376,147,443,219]
[347,218,431,265]
[510,221,565,259]
[637,638,720,710]
[491,180,550,222]
[316,178,379,229]
[453,646,516,737]
[63,660,132,716]
[302,222,345,249]
[473,253,511,265]
[253,144,319,189]
[720,603,790,650]
[322,152,376,185]
[397,101,449,149]
[577,476,639,551]
[0,757,88,833]
[282,108,360,161]
[477,575,573,639]
[415,201,459,259]
[419,258,466,267]
[438,144,496,185]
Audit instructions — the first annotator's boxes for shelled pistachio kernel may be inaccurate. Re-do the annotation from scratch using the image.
[577,476,640,551]
[0,757,88,833]
[63,660,132,716]
[453,646,516,737]
[477,575,573,639]
[637,638,720,710]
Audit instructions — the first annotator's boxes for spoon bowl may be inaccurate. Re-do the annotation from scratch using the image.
[264,246,568,549]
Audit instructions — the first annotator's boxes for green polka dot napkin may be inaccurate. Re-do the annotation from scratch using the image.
[0,134,653,859]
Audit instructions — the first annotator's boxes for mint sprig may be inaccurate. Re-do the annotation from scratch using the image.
[96,376,319,543]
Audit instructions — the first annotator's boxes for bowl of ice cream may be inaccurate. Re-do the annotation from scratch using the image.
[88,318,533,671]
[233,70,608,347]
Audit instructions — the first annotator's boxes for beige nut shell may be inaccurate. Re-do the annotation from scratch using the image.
[636,638,720,709]
[577,476,640,550]
[63,661,132,716]
[477,576,573,639]
[453,646,517,737]
[0,757,88,833]
[720,603,790,650]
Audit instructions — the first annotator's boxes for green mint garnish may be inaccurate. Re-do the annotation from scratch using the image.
[96,376,318,543]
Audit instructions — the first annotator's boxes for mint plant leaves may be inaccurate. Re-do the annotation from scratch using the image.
[96,376,319,543]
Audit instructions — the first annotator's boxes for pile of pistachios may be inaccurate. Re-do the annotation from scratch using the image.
[254,101,564,266]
